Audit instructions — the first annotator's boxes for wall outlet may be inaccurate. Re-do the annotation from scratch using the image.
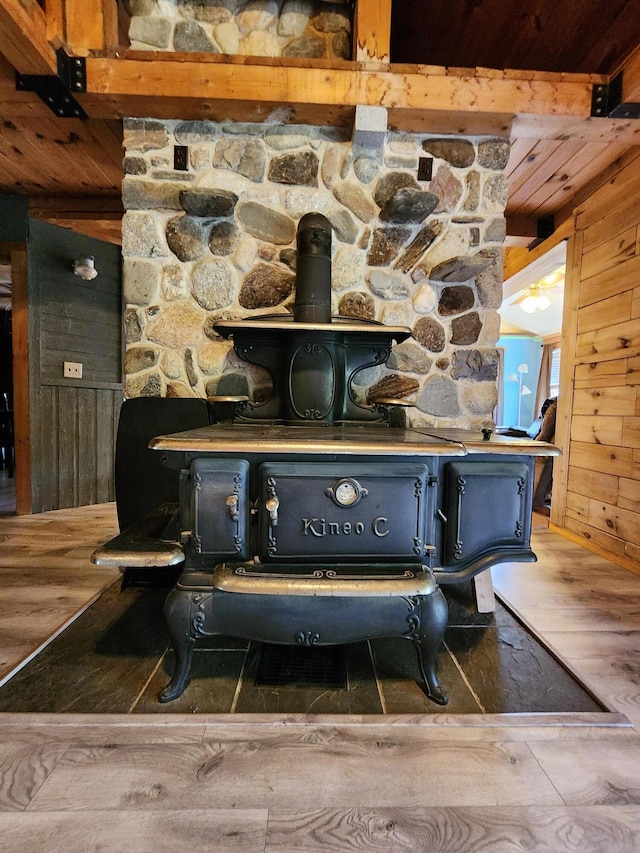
[64,361,83,379]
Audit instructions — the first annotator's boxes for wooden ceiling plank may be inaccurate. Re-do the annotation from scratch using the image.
[620,44,640,102]
[354,0,391,64]
[82,119,124,170]
[0,0,57,75]
[504,137,537,178]
[574,0,640,74]
[505,138,567,203]
[527,141,631,220]
[0,127,72,193]
[515,141,616,217]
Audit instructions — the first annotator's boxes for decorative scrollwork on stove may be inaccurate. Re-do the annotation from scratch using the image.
[194,471,202,492]
[517,477,526,496]
[193,534,202,554]
[294,631,320,646]
[190,592,212,637]
[515,520,523,538]
[402,596,421,641]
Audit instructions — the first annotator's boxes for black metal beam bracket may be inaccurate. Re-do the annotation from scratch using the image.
[591,73,640,119]
[15,49,87,118]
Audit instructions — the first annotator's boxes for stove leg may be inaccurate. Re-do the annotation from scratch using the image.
[415,588,449,706]
[159,587,196,703]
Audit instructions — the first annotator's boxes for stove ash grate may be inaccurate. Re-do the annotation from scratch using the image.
[255,643,348,688]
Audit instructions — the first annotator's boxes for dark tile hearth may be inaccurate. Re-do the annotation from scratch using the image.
[0,576,605,716]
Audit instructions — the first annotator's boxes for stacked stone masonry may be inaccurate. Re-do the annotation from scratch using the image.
[122,116,509,429]
[125,0,352,59]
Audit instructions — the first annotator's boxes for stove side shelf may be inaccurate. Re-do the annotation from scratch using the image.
[91,502,184,568]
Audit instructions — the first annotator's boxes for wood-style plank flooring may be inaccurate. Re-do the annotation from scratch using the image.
[0,503,639,851]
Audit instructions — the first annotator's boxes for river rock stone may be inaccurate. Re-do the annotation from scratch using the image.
[451,311,482,344]
[213,137,266,182]
[236,202,296,244]
[124,308,143,344]
[416,375,461,417]
[431,164,464,212]
[239,262,295,309]
[129,16,172,48]
[175,120,220,144]
[166,381,196,398]
[237,1,278,33]
[123,179,184,210]
[184,348,199,386]
[483,173,508,210]
[214,19,240,52]
[386,341,432,374]
[373,172,418,208]
[283,33,325,57]
[485,216,506,243]
[166,214,208,261]
[321,146,346,189]
[367,226,410,266]
[160,350,184,380]
[422,138,475,168]
[338,291,375,321]
[438,285,475,315]
[173,19,220,51]
[123,258,160,305]
[191,145,213,170]
[125,371,163,398]
[239,29,280,55]
[333,181,377,222]
[379,188,439,223]
[354,156,379,185]
[367,270,410,300]
[124,156,148,176]
[124,346,158,374]
[191,259,235,310]
[475,248,503,308]
[265,126,317,150]
[197,340,229,374]
[394,221,443,273]
[452,348,499,381]
[178,0,233,24]
[180,188,238,217]
[332,29,350,59]
[413,283,438,314]
[122,213,169,258]
[413,316,445,352]
[124,118,170,153]
[207,372,250,398]
[430,255,492,282]
[462,382,498,414]
[464,170,480,211]
[332,246,365,292]
[209,220,240,255]
[278,0,312,37]
[312,8,350,32]
[146,301,204,347]
[325,208,356,244]
[268,151,319,186]
[161,263,187,300]
[477,138,510,170]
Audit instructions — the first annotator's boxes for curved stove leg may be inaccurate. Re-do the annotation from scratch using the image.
[159,587,197,703]
[415,587,449,706]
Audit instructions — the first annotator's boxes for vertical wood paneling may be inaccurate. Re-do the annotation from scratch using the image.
[553,154,640,574]
[9,247,31,514]
[27,222,123,513]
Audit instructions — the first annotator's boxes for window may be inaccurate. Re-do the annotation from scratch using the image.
[549,347,561,399]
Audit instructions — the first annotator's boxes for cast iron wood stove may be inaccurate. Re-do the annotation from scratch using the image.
[94,213,558,705]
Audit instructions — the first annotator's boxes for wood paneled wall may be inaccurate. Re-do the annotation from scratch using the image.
[552,152,640,574]
[27,221,123,512]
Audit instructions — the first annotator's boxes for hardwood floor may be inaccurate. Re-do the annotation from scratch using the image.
[0,504,639,852]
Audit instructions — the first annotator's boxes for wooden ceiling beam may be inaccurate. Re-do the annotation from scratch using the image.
[621,44,640,103]
[0,0,58,75]
[79,54,600,133]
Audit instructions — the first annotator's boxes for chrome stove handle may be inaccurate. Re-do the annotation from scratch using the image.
[225,494,239,522]
[265,496,280,526]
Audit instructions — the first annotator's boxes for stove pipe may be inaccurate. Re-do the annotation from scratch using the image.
[293,212,332,324]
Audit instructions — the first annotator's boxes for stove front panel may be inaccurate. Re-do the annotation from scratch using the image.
[258,462,432,563]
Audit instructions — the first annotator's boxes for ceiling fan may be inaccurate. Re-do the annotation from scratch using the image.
[512,267,565,314]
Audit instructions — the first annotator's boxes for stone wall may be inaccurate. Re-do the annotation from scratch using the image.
[121,112,509,429]
[125,0,352,59]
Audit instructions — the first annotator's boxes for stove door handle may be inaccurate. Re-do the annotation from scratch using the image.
[265,496,280,526]
[225,494,239,522]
